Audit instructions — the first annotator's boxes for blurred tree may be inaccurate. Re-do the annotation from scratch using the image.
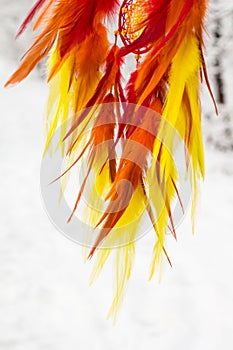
[213,15,225,104]
[203,0,233,150]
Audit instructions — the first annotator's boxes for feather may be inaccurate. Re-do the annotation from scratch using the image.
[88,98,161,258]
[66,93,117,222]
[5,0,118,86]
[5,0,216,321]
[16,0,47,37]
[44,22,109,155]
[63,44,124,141]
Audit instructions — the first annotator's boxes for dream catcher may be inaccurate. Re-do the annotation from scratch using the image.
[6,0,216,320]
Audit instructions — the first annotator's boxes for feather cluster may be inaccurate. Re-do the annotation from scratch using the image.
[6,0,216,320]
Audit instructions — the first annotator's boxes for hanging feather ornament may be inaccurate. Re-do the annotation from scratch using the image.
[5,0,216,320]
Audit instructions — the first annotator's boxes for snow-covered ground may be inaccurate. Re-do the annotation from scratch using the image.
[1,1,233,349]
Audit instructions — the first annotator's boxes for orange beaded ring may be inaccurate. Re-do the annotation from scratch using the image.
[118,0,153,54]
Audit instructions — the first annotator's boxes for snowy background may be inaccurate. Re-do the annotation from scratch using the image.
[0,1,233,349]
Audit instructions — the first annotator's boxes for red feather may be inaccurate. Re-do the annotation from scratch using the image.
[16,0,47,37]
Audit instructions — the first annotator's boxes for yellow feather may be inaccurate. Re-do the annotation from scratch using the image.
[158,34,204,235]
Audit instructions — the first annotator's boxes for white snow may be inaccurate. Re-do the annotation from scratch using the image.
[1,1,233,349]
